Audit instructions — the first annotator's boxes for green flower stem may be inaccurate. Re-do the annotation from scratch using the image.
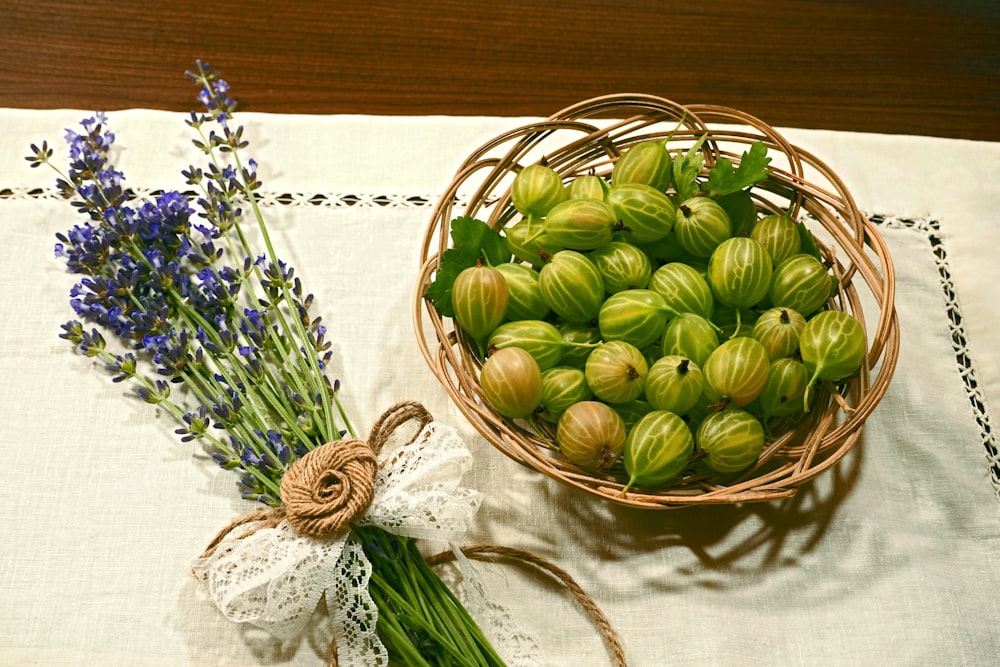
[238,171,343,441]
[354,525,506,667]
[401,554,464,655]
[365,588,435,667]
[189,119,343,442]
[368,569,469,664]
[172,249,319,440]
[403,539,505,667]
[165,298,309,444]
[357,527,463,661]
[330,391,355,441]
[202,211,328,440]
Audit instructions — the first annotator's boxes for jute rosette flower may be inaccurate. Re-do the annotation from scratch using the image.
[414,94,899,510]
[197,401,423,550]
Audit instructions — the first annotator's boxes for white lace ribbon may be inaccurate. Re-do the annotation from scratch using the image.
[191,421,489,665]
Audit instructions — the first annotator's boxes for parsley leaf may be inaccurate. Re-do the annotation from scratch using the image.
[703,141,772,198]
[670,134,707,201]
[797,220,823,261]
[424,216,507,318]
[453,215,508,266]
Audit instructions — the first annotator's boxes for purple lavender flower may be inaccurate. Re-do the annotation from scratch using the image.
[37,64,504,664]
[36,63,350,512]
[106,352,138,383]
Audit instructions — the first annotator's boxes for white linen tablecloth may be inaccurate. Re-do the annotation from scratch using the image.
[1,108,998,666]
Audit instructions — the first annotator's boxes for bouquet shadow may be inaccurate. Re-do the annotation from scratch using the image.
[175,574,336,665]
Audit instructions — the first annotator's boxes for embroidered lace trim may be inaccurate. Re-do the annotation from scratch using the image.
[871,214,998,498]
[1,186,446,209]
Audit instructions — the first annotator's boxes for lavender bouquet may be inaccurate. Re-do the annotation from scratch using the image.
[29,62,509,667]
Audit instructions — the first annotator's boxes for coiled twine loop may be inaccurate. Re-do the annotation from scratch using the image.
[201,400,434,553]
[279,439,379,537]
[279,400,433,537]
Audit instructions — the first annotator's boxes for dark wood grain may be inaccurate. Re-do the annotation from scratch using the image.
[2,1,998,140]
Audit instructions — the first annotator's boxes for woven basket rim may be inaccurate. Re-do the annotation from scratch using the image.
[413,94,899,510]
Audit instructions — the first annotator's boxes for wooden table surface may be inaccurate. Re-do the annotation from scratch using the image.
[2,1,998,141]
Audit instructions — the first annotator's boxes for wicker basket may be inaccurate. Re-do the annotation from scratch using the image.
[413,94,899,510]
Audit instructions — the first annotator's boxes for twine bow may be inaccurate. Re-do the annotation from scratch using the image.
[279,439,379,537]
[199,401,430,558]
[194,401,480,667]
[193,401,627,667]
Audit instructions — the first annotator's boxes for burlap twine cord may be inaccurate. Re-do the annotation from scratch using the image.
[199,400,627,667]
[200,401,426,555]
[427,544,629,667]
